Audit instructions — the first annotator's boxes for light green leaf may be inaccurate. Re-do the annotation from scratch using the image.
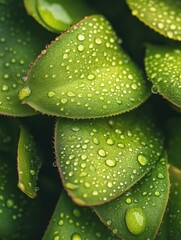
[24,0,93,33]
[94,153,170,240]
[0,0,53,116]
[145,44,181,108]
[55,105,164,206]
[19,15,150,118]
[168,165,181,240]
[43,191,118,240]
[165,118,181,169]
[17,125,42,198]
[127,0,181,41]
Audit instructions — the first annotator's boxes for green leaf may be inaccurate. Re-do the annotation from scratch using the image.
[24,0,94,33]
[145,44,181,108]
[165,118,181,169]
[19,15,150,118]
[55,105,164,205]
[127,0,181,41]
[94,153,170,240]
[0,0,53,116]
[17,125,42,198]
[168,165,181,240]
[43,191,118,240]
[0,153,43,239]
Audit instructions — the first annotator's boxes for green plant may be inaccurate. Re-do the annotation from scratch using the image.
[0,0,180,239]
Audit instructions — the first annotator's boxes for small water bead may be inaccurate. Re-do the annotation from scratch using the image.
[157,173,164,179]
[71,233,82,240]
[78,34,85,41]
[47,91,55,98]
[131,83,138,90]
[105,159,116,167]
[18,86,31,100]
[60,98,68,104]
[106,138,114,145]
[58,219,64,226]
[2,85,9,91]
[125,206,146,235]
[6,198,14,208]
[95,38,102,44]
[151,85,159,94]
[98,149,107,157]
[30,169,35,176]
[137,154,148,166]
[65,183,79,190]
[73,209,81,217]
[126,198,132,204]
[78,45,84,52]
[154,191,160,197]
[87,73,95,80]
[41,49,46,55]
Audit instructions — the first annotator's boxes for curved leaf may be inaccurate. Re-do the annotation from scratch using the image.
[19,15,150,118]
[43,191,118,240]
[24,0,93,33]
[127,0,181,41]
[0,0,53,116]
[17,125,42,198]
[168,165,181,240]
[94,153,170,240]
[145,44,181,108]
[55,105,164,205]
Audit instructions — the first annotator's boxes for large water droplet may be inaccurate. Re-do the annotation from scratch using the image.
[18,86,31,100]
[65,182,79,190]
[137,154,148,166]
[105,159,116,167]
[125,206,146,235]
[71,232,82,240]
[98,149,107,157]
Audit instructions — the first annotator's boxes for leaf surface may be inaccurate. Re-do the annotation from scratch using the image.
[55,105,164,205]
[20,15,150,118]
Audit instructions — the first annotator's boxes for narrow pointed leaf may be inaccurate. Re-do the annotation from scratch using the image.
[165,118,181,169]
[55,105,164,206]
[168,165,181,240]
[17,125,42,198]
[127,0,181,41]
[43,191,118,240]
[19,15,150,118]
[24,0,93,33]
[94,153,170,240]
[0,153,44,239]
[0,0,53,116]
[145,44,181,108]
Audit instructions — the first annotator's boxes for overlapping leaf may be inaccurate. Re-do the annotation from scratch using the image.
[94,153,169,240]
[127,0,181,41]
[24,0,93,33]
[17,125,42,198]
[55,105,164,205]
[145,44,181,108]
[43,191,118,240]
[0,0,53,116]
[19,15,150,118]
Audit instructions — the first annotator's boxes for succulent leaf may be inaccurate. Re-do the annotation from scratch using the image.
[127,0,181,41]
[19,15,150,118]
[55,105,164,205]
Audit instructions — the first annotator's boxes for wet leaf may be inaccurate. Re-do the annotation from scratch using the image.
[24,0,93,33]
[168,165,181,240]
[145,44,181,108]
[43,191,118,240]
[127,0,181,41]
[94,153,169,240]
[0,0,53,116]
[17,125,42,198]
[165,118,181,169]
[55,105,164,206]
[19,15,150,119]
[0,153,44,239]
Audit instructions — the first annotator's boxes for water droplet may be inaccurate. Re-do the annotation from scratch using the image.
[41,49,46,55]
[73,209,81,217]
[126,198,132,204]
[71,233,82,240]
[131,83,138,90]
[105,159,116,167]
[47,91,55,98]
[60,98,68,104]
[65,183,79,190]
[30,169,35,176]
[106,138,114,145]
[137,154,148,166]
[87,73,95,80]
[151,85,158,94]
[78,45,84,52]
[125,206,146,235]
[2,85,9,91]
[157,173,164,179]
[6,198,14,208]
[58,219,64,226]
[155,191,160,197]
[95,38,102,44]
[78,34,85,41]
[18,86,31,100]
[98,149,107,157]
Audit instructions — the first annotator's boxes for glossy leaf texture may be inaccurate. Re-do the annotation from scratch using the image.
[0,0,54,116]
[145,44,181,108]
[19,15,151,119]
[167,165,181,240]
[126,0,181,41]
[55,105,164,206]
[0,153,44,239]
[94,154,170,240]
[17,125,42,198]
[165,118,181,169]
[43,191,118,240]
[24,0,94,33]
